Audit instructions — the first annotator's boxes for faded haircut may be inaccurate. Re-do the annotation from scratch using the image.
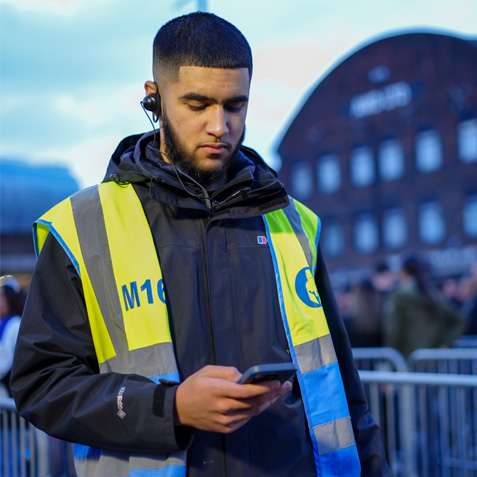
[152,12,253,81]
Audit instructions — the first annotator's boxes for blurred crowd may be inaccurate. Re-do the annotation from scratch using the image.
[0,275,26,398]
[338,257,476,357]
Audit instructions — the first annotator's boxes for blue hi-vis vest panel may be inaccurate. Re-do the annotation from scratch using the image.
[34,181,360,477]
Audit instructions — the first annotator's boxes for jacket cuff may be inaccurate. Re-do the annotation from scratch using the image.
[153,382,194,450]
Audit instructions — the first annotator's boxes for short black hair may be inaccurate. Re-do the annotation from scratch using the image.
[153,12,253,80]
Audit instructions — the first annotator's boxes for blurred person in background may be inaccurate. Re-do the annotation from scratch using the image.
[457,270,477,335]
[347,278,383,348]
[0,275,25,397]
[440,277,463,310]
[346,262,395,348]
[371,261,396,297]
[383,255,466,357]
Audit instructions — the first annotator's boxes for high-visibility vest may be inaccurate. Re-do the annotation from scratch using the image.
[34,181,360,477]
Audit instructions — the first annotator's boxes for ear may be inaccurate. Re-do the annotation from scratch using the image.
[143,80,162,121]
[144,80,157,96]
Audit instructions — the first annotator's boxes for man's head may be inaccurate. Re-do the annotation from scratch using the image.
[152,12,253,85]
[144,12,253,190]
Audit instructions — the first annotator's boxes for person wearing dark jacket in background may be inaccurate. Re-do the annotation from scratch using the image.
[383,255,466,358]
[0,275,25,398]
[10,12,389,477]
[347,278,383,348]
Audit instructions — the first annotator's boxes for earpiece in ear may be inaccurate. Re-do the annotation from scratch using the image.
[142,94,157,112]
[141,85,161,122]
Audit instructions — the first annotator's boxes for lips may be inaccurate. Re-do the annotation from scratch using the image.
[199,142,230,155]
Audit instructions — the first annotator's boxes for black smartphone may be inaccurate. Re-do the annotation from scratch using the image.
[237,362,297,384]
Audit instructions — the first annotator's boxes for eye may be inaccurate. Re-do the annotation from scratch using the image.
[188,103,207,111]
[225,103,245,113]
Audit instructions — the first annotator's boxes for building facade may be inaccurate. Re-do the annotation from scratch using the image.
[277,31,477,285]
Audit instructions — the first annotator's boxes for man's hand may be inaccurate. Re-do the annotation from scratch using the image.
[174,365,293,433]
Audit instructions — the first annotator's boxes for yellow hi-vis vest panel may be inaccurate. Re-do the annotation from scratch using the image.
[34,181,360,477]
[262,200,360,475]
[34,182,185,477]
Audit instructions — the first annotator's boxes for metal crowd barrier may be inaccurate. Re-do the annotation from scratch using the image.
[1,397,75,477]
[359,370,477,477]
[353,346,477,477]
[408,348,477,375]
[352,346,409,372]
[453,335,477,349]
[1,397,48,476]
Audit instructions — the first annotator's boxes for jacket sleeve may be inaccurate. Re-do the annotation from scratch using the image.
[10,233,193,453]
[315,248,391,476]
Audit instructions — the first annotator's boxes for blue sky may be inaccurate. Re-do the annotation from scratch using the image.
[1,0,476,188]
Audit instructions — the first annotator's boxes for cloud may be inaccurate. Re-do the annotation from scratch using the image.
[0,0,113,14]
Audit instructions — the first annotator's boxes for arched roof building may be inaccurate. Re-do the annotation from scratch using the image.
[277,31,477,284]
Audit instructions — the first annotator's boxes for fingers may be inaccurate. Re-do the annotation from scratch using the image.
[174,365,293,434]
[215,381,293,433]
[195,364,242,382]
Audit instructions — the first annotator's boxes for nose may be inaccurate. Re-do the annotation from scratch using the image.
[205,106,229,138]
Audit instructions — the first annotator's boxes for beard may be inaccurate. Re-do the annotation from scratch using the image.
[161,113,245,189]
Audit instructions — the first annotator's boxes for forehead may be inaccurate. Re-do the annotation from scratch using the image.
[168,66,250,98]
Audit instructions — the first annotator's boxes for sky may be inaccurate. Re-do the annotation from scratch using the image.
[1,0,476,189]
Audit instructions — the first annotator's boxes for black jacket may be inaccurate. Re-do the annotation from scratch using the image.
[11,132,390,476]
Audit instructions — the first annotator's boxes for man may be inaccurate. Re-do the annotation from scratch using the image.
[11,12,390,476]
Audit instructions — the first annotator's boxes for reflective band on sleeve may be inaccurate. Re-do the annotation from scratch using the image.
[313,416,356,456]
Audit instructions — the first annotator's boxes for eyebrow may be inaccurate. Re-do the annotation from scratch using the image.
[180,93,249,104]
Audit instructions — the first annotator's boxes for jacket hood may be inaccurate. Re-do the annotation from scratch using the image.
[103,131,288,215]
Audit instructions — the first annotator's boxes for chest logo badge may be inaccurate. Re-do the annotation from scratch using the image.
[295,267,322,308]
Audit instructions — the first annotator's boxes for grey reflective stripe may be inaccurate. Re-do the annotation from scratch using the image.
[99,342,178,377]
[294,335,337,373]
[281,199,313,270]
[75,449,187,477]
[71,187,126,362]
[313,416,356,455]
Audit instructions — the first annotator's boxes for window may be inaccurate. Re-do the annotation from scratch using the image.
[458,119,477,163]
[383,208,407,249]
[350,147,375,187]
[419,201,445,244]
[354,213,378,253]
[463,195,477,238]
[379,139,404,181]
[415,130,443,172]
[322,220,345,257]
[291,161,313,200]
[317,154,341,194]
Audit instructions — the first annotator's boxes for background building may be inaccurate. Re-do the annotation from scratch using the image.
[0,158,79,276]
[277,31,477,286]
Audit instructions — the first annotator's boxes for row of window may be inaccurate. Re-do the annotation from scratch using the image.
[321,195,477,256]
[291,119,477,199]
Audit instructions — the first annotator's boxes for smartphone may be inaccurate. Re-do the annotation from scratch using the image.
[237,362,297,384]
